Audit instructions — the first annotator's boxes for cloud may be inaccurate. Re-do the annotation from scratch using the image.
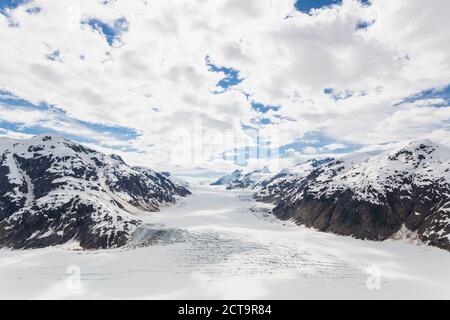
[0,0,449,171]
[322,143,346,151]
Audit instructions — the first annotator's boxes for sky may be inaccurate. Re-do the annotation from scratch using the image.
[0,0,449,173]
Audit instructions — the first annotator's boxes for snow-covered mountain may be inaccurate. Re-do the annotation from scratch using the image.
[0,135,190,249]
[254,158,334,202]
[210,169,243,186]
[255,140,450,251]
[211,167,272,190]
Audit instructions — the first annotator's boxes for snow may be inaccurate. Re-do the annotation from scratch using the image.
[278,140,450,205]
[212,167,273,190]
[0,135,190,248]
[1,177,450,299]
[211,169,243,186]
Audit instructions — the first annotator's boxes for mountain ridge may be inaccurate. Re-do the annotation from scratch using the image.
[0,135,190,249]
[257,139,450,251]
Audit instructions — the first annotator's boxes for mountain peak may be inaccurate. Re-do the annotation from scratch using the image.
[29,134,67,143]
[255,138,450,252]
[405,138,438,151]
[387,139,444,163]
[0,135,190,249]
[255,166,271,174]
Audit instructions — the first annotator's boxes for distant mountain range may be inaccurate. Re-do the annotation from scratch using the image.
[216,140,450,252]
[3,136,450,252]
[211,166,272,190]
[0,135,190,249]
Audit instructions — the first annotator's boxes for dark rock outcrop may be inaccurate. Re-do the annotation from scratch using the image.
[0,135,190,249]
[255,140,450,251]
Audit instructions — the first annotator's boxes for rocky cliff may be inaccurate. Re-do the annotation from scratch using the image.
[0,135,190,249]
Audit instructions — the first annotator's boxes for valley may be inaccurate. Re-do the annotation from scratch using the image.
[1,179,449,299]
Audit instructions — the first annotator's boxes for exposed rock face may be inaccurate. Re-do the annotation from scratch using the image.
[255,140,450,252]
[254,158,334,202]
[0,135,190,249]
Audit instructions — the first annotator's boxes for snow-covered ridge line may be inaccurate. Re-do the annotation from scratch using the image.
[250,139,450,252]
[0,135,190,249]
[211,166,272,190]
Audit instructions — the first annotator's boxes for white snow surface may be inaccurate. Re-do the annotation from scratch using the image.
[1,177,450,299]
[254,139,450,207]
[303,139,450,205]
[254,159,330,200]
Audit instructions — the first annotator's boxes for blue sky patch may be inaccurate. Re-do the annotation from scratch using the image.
[0,0,30,16]
[356,20,375,30]
[279,132,360,156]
[251,101,281,114]
[0,119,141,152]
[25,6,40,14]
[251,117,273,126]
[82,17,129,47]
[294,0,370,14]
[206,55,243,93]
[324,88,355,101]
[294,0,341,14]
[0,90,70,115]
[0,89,141,150]
[396,84,450,107]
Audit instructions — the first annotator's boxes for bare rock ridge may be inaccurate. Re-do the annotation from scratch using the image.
[0,135,190,249]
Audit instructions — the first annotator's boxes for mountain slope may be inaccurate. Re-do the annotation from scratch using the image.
[210,169,243,186]
[0,135,190,249]
[254,158,334,202]
[256,140,450,251]
[211,167,272,190]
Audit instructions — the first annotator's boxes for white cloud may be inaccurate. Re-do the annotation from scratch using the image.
[322,143,346,151]
[0,0,449,171]
[302,146,319,155]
